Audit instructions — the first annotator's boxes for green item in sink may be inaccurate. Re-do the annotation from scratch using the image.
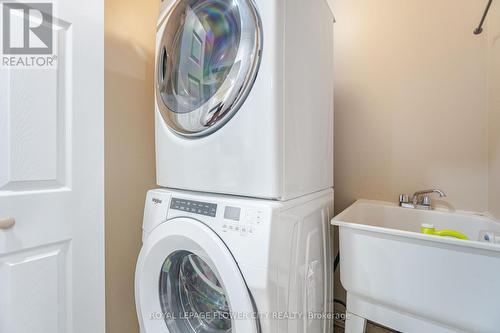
[421,224,469,240]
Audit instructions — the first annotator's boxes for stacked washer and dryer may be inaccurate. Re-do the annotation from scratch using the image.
[135,0,335,333]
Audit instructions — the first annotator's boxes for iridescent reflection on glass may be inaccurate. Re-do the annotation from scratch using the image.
[159,251,232,333]
[160,0,241,114]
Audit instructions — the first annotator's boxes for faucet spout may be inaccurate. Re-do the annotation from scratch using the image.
[412,189,446,205]
[413,189,447,199]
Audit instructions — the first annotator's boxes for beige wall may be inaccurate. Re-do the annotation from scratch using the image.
[332,0,490,215]
[489,4,500,219]
[105,0,158,332]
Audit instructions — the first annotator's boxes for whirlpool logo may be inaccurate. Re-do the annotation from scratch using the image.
[1,1,57,68]
[152,198,163,205]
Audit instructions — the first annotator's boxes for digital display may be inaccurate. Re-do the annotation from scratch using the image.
[171,198,217,217]
[224,206,241,221]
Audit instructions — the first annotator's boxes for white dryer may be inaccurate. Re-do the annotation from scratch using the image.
[135,188,334,333]
[155,0,335,200]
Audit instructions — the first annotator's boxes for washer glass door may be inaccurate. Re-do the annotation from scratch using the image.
[160,251,231,332]
[156,0,262,137]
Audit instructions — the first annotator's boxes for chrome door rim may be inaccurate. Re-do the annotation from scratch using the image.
[155,0,263,138]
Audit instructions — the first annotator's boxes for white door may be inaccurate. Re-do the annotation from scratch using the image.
[0,0,104,332]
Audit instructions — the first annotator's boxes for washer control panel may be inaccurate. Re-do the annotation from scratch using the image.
[170,198,217,218]
[166,195,269,238]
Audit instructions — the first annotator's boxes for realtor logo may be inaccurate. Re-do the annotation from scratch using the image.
[1,2,56,68]
[2,2,53,54]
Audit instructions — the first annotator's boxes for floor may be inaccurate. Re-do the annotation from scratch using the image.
[334,322,398,333]
[333,306,399,333]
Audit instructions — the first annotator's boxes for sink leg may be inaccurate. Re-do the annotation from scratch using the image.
[345,312,367,333]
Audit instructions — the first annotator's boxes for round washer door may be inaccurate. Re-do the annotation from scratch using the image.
[135,218,259,333]
[156,0,262,138]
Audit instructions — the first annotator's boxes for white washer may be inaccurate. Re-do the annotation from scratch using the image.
[155,0,335,200]
[135,188,334,333]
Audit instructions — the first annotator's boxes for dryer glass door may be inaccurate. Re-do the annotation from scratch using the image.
[135,218,259,333]
[156,0,262,138]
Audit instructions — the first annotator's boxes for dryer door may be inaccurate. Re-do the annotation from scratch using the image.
[156,0,262,138]
[135,218,259,333]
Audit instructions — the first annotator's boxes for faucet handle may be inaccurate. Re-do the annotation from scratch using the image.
[421,195,432,206]
[399,194,410,204]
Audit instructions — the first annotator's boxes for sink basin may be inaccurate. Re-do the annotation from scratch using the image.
[332,200,500,333]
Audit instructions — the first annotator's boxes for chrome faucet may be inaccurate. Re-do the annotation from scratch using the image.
[399,189,447,210]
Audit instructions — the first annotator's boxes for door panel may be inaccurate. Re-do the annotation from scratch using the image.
[0,19,70,192]
[0,242,70,333]
[0,0,104,332]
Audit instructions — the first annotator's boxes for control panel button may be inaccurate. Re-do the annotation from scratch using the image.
[245,208,265,225]
[222,222,256,237]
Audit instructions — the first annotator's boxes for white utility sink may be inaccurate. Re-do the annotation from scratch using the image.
[332,200,500,333]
